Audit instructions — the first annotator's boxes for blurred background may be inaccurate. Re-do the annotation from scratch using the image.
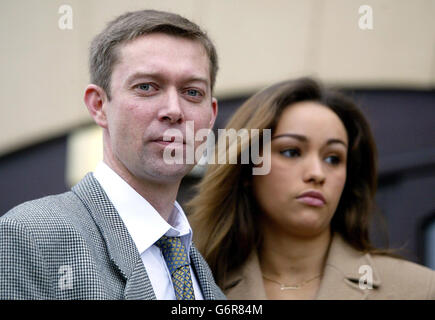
[0,0,434,268]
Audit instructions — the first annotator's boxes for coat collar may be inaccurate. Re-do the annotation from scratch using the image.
[224,233,381,300]
[72,173,156,300]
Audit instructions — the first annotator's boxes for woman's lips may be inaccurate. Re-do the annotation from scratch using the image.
[296,191,326,207]
[296,196,325,207]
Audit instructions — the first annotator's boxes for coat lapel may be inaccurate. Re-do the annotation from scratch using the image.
[315,234,381,300]
[190,244,225,300]
[124,257,156,299]
[72,173,156,300]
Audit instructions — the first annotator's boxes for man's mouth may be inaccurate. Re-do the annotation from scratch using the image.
[152,136,186,146]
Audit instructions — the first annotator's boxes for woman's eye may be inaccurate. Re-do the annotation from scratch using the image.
[325,155,341,165]
[280,149,300,158]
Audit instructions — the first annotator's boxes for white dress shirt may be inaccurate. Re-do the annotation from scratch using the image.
[93,162,204,300]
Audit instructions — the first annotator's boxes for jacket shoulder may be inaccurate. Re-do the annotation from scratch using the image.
[0,191,116,299]
[0,190,100,256]
[0,191,98,237]
[2,191,84,223]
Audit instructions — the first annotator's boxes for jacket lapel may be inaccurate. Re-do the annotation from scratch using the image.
[315,234,381,300]
[190,244,224,300]
[124,257,156,299]
[72,173,156,300]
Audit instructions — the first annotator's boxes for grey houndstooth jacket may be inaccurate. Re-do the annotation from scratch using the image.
[0,173,226,300]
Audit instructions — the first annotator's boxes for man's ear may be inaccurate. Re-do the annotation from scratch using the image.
[209,97,218,129]
[84,84,109,129]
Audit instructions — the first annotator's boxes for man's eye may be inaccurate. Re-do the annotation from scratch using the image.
[280,149,300,158]
[138,83,151,91]
[186,89,202,97]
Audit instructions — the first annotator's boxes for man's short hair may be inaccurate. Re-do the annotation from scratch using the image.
[89,9,219,100]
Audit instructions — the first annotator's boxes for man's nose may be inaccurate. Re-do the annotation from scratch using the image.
[302,156,326,185]
[158,88,184,124]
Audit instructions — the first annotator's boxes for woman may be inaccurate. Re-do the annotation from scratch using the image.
[188,77,435,300]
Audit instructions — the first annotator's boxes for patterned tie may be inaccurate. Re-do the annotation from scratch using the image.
[155,235,195,300]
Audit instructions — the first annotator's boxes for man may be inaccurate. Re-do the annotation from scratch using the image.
[0,9,224,300]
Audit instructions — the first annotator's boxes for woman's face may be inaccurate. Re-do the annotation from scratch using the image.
[252,101,348,238]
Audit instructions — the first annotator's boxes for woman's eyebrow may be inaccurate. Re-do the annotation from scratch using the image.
[326,139,348,148]
[272,134,347,148]
[272,133,307,142]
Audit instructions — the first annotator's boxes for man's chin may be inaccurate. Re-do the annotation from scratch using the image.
[142,163,195,183]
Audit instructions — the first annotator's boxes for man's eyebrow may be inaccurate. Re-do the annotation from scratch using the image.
[125,72,162,85]
[125,71,209,86]
[272,133,347,148]
[186,77,209,85]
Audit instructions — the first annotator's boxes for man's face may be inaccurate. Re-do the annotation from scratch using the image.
[102,33,217,183]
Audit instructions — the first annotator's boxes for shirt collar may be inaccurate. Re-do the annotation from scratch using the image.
[93,161,193,255]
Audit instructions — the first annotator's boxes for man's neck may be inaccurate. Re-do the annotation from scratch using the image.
[102,159,181,222]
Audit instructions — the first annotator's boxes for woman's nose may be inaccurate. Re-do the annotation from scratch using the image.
[302,156,326,185]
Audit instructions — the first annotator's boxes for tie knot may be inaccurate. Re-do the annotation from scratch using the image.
[155,235,189,274]
[155,235,179,250]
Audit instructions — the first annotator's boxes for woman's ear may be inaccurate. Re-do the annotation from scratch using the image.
[83,84,109,129]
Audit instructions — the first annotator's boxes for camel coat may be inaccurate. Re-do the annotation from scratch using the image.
[223,233,435,300]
